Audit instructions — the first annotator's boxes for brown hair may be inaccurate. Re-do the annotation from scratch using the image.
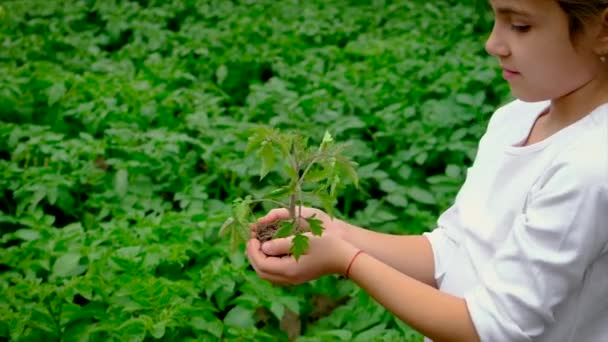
[558,0,608,35]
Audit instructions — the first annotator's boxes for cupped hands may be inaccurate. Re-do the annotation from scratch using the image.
[245,207,360,285]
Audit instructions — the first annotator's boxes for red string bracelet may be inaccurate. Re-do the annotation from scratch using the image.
[345,250,364,278]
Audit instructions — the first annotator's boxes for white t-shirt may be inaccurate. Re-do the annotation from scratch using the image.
[423,99,608,342]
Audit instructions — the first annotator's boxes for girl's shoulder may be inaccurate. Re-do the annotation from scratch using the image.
[486,99,549,131]
[538,103,608,193]
[478,99,550,146]
[558,107,608,180]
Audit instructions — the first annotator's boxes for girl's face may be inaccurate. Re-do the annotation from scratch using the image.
[486,0,605,102]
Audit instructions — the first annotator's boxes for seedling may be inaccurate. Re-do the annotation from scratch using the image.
[220,127,358,260]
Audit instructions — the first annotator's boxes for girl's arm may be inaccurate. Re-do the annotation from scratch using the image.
[341,222,438,287]
[347,250,480,342]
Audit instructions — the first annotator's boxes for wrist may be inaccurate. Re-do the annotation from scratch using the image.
[334,240,359,276]
[344,250,364,278]
[334,219,353,242]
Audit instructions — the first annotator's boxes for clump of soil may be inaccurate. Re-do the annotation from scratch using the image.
[256,221,310,243]
[256,223,280,243]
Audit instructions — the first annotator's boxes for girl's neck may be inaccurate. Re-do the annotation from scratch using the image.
[547,71,608,128]
[523,72,608,146]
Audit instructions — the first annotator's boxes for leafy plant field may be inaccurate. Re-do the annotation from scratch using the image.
[0,0,510,341]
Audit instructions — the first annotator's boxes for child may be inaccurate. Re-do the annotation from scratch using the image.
[246,1,608,341]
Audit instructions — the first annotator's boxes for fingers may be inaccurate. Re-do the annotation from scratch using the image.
[246,239,306,285]
[249,257,295,285]
[257,208,291,225]
[261,237,293,256]
[245,206,331,286]
[246,238,261,258]
[246,239,293,276]
[250,208,289,238]
[256,207,322,225]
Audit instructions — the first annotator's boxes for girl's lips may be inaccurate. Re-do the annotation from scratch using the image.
[502,68,520,80]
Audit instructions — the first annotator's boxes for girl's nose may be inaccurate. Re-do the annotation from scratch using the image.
[485,25,509,57]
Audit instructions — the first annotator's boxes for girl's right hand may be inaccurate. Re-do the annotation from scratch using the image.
[251,207,349,255]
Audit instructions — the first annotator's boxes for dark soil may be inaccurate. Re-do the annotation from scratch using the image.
[256,223,280,243]
[256,222,310,243]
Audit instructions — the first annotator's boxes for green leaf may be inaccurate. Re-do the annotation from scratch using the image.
[47,82,66,106]
[379,179,400,193]
[446,164,461,178]
[304,168,330,183]
[284,163,298,179]
[119,319,146,342]
[386,193,408,208]
[264,185,292,199]
[398,165,413,180]
[115,246,142,260]
[273,220,294,239]
[304,215,324,236]
[62,318,92,341]
[317,329,353,340]
[14,229,40,241]
[329,174,339,197]
[245,130,266,154]
[28,307,56,334]
[353,324,388,342]
[234,197,252,224]
[150,321,166,339]
[290,233,309,260]
[269,302,284,320]
[222,211,248,252]
[335,156,359,188]
[314,191,335,217]
[319,130,334,150]
[47,186,57,205]
[259,142,276,180]
[278,295,300,314]
[224,306,256,328]
[415,152,428,165]
[225,198,252,250]
[216,64,228,85]
[53,252,85,277]
[275,131,294,158]
[407,187,436,205]
[191,316,222,338]
[114,169,128,198]
[219,217,235,237]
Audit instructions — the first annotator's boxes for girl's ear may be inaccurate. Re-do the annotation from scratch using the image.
[594,8,608,56]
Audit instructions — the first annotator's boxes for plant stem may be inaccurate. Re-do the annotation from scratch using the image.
[297,159,314,187]
[290,138,300,222]
[288,194,296,220]
[297,152,325,192]
[291,149,333,225]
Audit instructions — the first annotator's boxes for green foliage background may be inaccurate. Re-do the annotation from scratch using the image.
[0,0,510,341]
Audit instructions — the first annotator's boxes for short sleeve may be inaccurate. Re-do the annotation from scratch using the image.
[463,160,608,341]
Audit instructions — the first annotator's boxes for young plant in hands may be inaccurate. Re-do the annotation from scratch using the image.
[220,127,358,260]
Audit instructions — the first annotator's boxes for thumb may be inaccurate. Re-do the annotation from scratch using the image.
[257,208,290,225]
[261,237,292,256]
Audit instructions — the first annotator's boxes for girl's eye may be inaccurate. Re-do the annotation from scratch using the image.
[511,25,531,33]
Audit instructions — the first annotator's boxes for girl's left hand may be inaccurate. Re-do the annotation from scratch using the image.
[246,232,359,285]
